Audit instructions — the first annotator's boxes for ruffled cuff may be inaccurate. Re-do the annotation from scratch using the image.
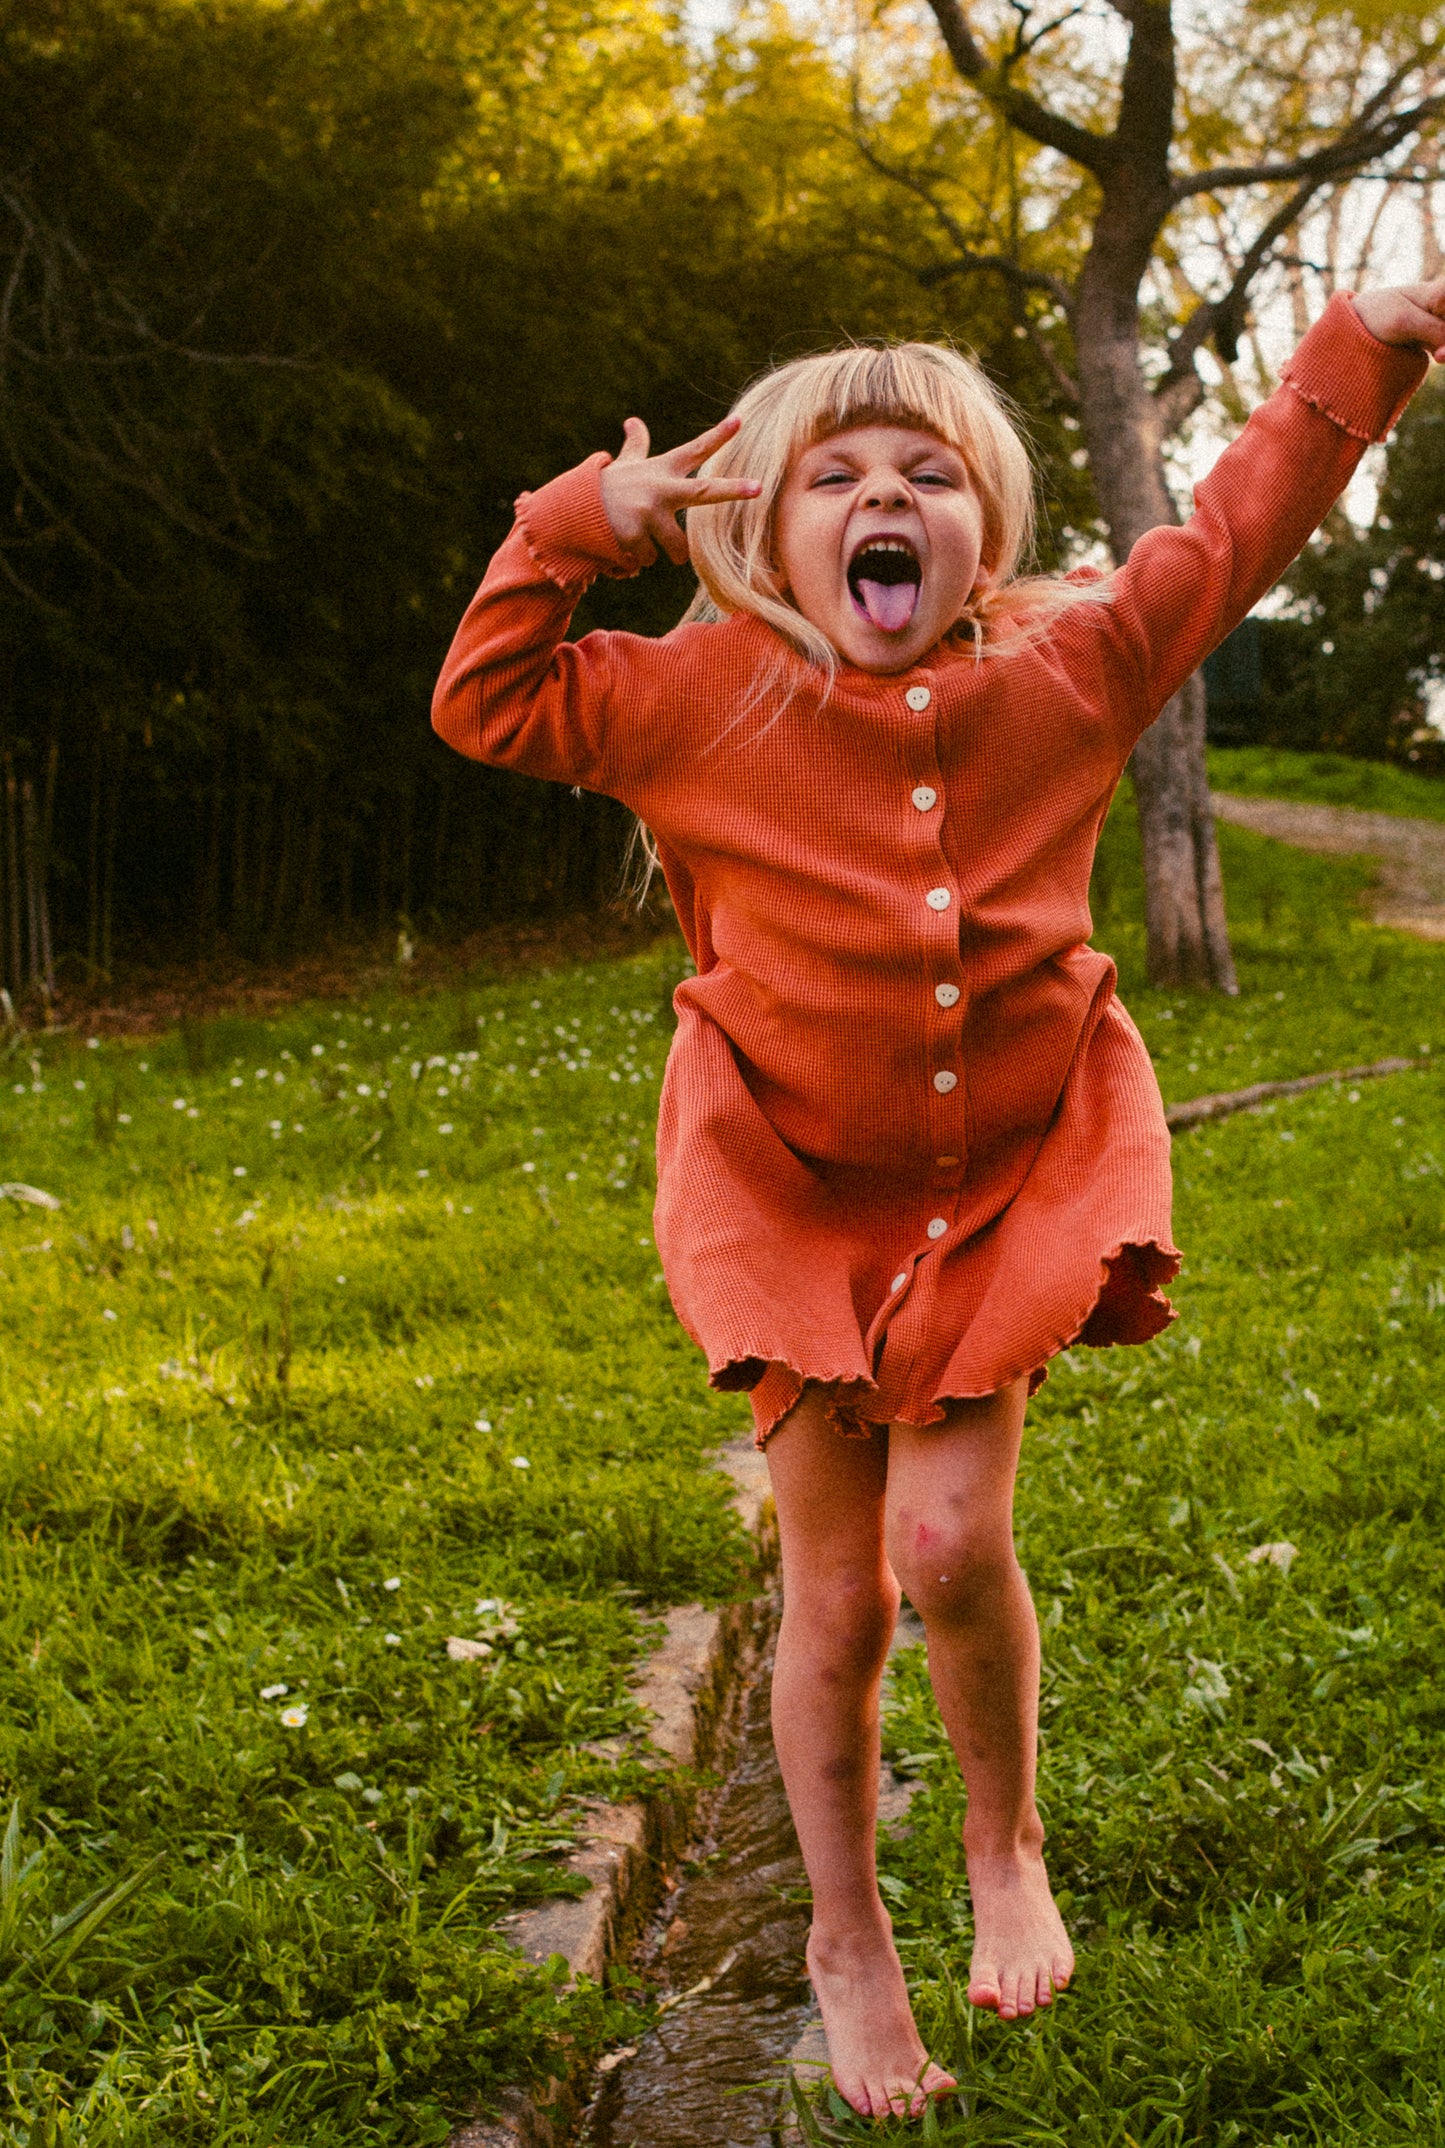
[513,451,640,591]
[1282,291,1429,444]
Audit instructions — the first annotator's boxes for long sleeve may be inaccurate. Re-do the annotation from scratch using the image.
[431,453,664,792]
[1104,293,1428,735]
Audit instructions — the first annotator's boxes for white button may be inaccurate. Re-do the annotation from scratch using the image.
[905,686,932,711]
[925,887,951,911]
[934,982,960,1007]
[891,1271,909,1292]
[933,1070,958,1093]
[936,1155,960,1167]
[926,1217,947,1239]
[911,785,937,812]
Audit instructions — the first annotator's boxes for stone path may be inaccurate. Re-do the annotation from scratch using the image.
[1213,792,1445,940]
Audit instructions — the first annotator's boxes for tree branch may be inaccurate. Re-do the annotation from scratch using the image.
[1151,167,1333,434]
[925,0,1115,176]
[849,125,1075,311]
[1173,66,1445,202]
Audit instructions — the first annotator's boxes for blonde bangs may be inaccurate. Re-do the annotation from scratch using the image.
[683,339,1108,669]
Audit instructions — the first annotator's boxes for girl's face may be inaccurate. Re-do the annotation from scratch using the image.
[772,424,985,674]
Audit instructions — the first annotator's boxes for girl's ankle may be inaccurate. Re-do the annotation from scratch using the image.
[963,1816,1047,1865]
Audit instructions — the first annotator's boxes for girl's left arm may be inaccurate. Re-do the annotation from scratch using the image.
[1106,290,1434,734]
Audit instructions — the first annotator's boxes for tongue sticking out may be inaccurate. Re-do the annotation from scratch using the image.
[855,577,919,632]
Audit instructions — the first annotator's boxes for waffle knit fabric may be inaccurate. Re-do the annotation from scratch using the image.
[434,294,1426,1446]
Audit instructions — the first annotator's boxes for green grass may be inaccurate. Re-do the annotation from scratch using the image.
[834,804,1445,2143]
[0,943,755,2145]
[4,797,1445,2144]
[1208,744,1445,824]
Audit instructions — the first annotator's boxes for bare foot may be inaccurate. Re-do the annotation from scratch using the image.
[807,1915,958,2120]
[965,1844,1074,2021]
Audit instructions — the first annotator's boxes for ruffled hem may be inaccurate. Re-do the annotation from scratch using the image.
[733,1235,1180,1449]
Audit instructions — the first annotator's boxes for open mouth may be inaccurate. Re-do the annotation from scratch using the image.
[848,539,922,633]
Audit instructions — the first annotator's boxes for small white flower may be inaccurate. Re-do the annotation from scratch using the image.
[233,1166,247,1177]
[356,1083,371,1096]
[511,1455,530,1470]
[336,1275,347,1285]
[280,1704,309,1729]
[1248,1541,1299,1574]
[521,1161,535,1172]
[73,1078,86,1091]
[260,1682,289,1700]
[384,1633,402,1646]
[384,1576,401,1591]
[231,1076,243,1087]
[102,1309,117,1322]
[172,1098,187,1111]
[187,1108,199,1119]
[269,1120,282,1132]
[475,1417,492,1432]
[87,1037,100,1050]
[439,1123,454,1135]
[446,1636,492,1662]
[117,1112,131,1124]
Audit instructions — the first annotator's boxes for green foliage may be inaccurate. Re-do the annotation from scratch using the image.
[0,939,754,2141]
[1270,377,1445,767]
[0,0,1096,984]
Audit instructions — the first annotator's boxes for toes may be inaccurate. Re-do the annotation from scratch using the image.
[1036,1963,1056,2010]
[1053,1952,1074,1992]
[968,1963,1001,2012]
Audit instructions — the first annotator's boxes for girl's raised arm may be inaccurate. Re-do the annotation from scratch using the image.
[1101,287,1436,739]
[431,418,756,795]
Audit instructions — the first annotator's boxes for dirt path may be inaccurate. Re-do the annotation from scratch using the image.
[1213,792,1445,940]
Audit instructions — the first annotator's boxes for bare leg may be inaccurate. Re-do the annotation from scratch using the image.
[766,1386,957,2118]
[886,1383,1073,2022]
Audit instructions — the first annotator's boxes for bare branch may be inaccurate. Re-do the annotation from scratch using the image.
[1174,77,1445,202]
[849,125,1076,310]
[917,250,1074,311]
[925,0,1115,176]
[1150,168,1332,437]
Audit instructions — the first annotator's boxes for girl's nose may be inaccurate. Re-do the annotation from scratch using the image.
[863,471,910,510]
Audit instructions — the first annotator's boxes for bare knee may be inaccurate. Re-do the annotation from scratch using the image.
[780,1562,900,1678]
[886,1514,1020,1627]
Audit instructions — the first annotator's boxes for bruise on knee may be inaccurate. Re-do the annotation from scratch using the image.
[889,1519,1018,1623]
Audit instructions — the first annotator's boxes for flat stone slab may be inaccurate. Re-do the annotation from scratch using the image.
[450,1432,773,2145]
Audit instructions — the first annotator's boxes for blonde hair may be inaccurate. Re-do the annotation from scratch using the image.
[684,338,1107,667]
[627,338,1109,901]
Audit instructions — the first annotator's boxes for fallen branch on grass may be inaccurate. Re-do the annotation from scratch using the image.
[1165,1056,1423,1133]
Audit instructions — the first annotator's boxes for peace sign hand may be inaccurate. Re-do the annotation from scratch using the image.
[599,414,761,568]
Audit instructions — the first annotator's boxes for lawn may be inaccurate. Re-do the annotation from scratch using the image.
[1208,743,1445,824]
[0,944,755,2145]
[3,785,1444,2145]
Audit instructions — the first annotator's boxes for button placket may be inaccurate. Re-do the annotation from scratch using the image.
[901,674,965,1163]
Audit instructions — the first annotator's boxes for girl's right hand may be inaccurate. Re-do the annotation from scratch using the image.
[599,415,761,567]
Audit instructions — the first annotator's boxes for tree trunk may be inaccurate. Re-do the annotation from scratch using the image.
[1072,286,1238,993]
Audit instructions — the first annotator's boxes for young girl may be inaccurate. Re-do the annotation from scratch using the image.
[434,282,1442,2120]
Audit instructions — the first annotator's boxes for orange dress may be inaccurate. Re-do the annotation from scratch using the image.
[433,296,1424,1444]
